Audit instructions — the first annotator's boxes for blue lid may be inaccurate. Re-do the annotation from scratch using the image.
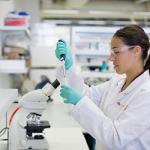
[18,11,29,16]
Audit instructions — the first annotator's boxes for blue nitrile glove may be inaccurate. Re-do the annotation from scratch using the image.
[55,39,73,70]
[60,85,84,105]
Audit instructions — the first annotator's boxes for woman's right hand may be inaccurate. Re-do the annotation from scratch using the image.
[55,39,73,70]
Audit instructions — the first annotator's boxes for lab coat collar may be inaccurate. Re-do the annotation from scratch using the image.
[119,70,150,94]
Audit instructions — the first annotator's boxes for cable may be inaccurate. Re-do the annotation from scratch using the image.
[9,106,20,125]
[0,112,8,139]
[0,127,8,137]
[0,127,8,142]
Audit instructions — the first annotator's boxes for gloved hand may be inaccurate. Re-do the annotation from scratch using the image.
[55,39,73,70]
[60,85,84,105]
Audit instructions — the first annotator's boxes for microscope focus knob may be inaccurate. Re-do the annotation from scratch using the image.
[34,135,44,139]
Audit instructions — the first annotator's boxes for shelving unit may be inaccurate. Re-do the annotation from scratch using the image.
[0,60,27,73]
[81,71,116,78]
[74,50,110,56]
[72,26,118,83]
[0,25,30,74]
[0,25,29,31]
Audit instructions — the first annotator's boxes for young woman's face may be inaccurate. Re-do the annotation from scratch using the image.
[110,37,136,74]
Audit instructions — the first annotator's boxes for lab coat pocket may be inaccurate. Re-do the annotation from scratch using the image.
[106,101,127,120]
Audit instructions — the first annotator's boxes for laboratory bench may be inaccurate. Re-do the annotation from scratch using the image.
[0,94,89,150]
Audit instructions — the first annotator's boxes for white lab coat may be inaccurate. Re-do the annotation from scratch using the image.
[56,66,150,150]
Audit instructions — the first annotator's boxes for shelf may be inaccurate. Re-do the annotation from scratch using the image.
[81,71,116,78]
[0,25,31,72]
[0,25,30,37]
[0,25,28,31]
[0,60,28,73]
[72,26,120,33]
[74,50,110,56]
[77,63,101,67]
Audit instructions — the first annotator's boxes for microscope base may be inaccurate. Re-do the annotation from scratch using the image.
[21,138,49,150]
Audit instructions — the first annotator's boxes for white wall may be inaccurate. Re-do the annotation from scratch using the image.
[14,0,40,23]
[30,24,70,67]
[0,74,12,88]
[30,69,56,83]
[0,0,14,25]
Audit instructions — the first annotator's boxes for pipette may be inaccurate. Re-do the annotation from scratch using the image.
[60,54,66,78]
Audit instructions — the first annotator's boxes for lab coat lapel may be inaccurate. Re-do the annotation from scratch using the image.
[102,71,150,120]
[101,78,125,119]
[115,71,150,119]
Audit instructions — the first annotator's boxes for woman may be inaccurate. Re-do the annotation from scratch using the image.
[55,25,150,150]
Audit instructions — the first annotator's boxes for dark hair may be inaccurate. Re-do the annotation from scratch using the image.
[113,24,150,73]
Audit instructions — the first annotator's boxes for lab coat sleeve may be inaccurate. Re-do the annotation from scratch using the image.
[71,90,150,149]
[56,65,111,106]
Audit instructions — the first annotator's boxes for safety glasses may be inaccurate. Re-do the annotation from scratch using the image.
[110,45,135,57]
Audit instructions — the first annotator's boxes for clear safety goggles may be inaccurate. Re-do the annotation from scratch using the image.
[110,45,135,57]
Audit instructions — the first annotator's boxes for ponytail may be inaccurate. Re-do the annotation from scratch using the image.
[144,54,150,73]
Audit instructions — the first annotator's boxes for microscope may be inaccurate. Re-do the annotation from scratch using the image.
[8,79,60,150]
[7,45,66,150]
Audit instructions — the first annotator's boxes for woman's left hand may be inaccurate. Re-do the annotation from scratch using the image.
[60,85,84,105]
